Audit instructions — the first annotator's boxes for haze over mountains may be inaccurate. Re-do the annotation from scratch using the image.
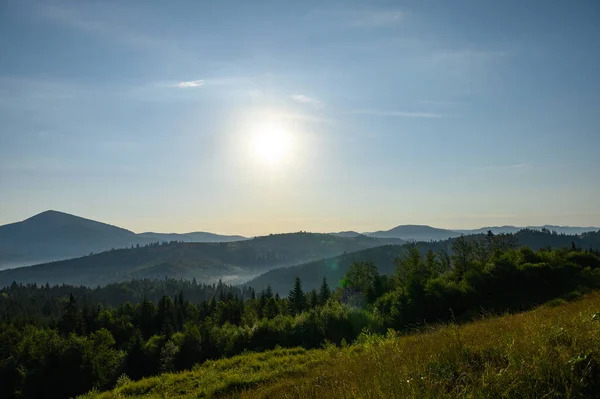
[0,211,247,269]
[454,225,600,236]
[0,232,404,287]
[250,229,600,295]
[1,210,598,271]
[367,225,459,241]
[342,224,600,242]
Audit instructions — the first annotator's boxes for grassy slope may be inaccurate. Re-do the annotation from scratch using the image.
[82,292,600,398]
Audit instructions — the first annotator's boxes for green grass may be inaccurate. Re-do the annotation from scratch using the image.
[82,292,600,398]
[78,346,332,399]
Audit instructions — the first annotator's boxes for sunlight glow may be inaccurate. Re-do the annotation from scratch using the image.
[250,122,293,166]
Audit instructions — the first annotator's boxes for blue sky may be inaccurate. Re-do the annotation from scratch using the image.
[1,0,599,235]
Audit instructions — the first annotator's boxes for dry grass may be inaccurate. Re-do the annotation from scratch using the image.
[243,293,600,398]
[82,292,600,399]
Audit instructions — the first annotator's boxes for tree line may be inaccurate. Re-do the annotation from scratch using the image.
[1,232,600,398]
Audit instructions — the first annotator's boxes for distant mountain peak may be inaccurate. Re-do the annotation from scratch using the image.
[21,210,133,232]
[27,209,72,220]
[0,210,252,269]
[389,224,446,230]
[26,210,97,223]
[367,224,459,241]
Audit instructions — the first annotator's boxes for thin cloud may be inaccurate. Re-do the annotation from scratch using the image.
[177,80,204,88]
[354,110,443,118]
[291,94,324,108]
[152,76,249,90]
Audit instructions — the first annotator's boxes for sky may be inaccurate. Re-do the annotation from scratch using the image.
[1,0,599,236]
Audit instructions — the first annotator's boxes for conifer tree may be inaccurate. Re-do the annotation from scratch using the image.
[319,277,331,305]
[287,276,306,315]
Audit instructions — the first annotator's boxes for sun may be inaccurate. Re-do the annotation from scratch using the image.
[251,123,292,166]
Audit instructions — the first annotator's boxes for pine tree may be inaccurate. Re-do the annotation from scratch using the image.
[263,297,278,318]
[59,293,81,336]
[425,249,440,276]
[208,296,217,313]
[319,277,331,305]
[174,291,186,331]
[287,276,306,315]
[308,289,318,308]
[157,296,175,335]
[217,279,224,301]
[139,298,157,338]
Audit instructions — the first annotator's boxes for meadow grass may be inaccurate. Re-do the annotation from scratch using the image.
[82,292,600,399]
[78,346,332,399]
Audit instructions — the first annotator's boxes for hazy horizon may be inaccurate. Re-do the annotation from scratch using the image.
[1,1,599,236]
[1,209,599,237]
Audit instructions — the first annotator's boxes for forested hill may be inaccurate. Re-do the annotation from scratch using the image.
[3,237,600,399]
[0,210,147,269]
[0,232,403,288]
[249,229,600,294]
[367,225,460,241]
[0,210,248,270]
[512,228,600,249]
[247,245,405,295]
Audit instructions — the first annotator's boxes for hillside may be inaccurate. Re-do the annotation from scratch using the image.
[367,224,460,241]
[457,225,600,235]
[534,224,600,235]
[368,224,600,241]
[0,232,403,287]
[4,242,600,399]
[249,229,600,294]
[80,291,600,399]
[0,210,149,269]
[137,231,246,243]
[3,211,596,271]
[248,245,405,294]
[329,231,362,238]
[0,211,247,270]
[454,225,522,235]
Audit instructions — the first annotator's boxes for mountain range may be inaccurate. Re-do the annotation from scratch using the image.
[248,229,600,294]
[366,225,460,241]
[1,210,598,271]
[0,210,247,269]
[454,225,600,236]
[332,224,599,242]
[0,232,404,287]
